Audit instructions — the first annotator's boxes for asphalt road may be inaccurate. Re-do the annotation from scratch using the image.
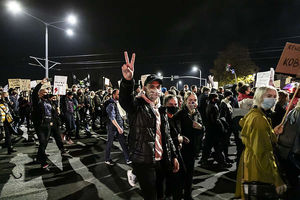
[0,127,237,200]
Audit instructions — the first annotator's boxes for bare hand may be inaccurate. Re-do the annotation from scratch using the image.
[193,121,203,130]
[118,127,124,134]
[276,184,287,195]
[274,124,284,135]
[182,136,190,144]
[173,158,180,173]
[41,78,48,85]
[121,51,135,80]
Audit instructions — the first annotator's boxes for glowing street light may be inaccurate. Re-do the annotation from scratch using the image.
[66,14,77,25]
[192,65,202,86]
[66,29,74,36]
[6,1,78,78]
[6,1,22,14]
[157,72,162,77]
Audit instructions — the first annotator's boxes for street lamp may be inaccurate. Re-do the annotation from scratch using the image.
[177,80,182,89]
[192,66,202,87]
[6,1,22,14]
[157,72,162,77]
[6,1,77,78]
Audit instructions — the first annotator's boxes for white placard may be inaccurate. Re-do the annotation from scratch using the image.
[30,81,37,88]
[255,70,272,87]
[104,77,110,86]
[53,76,68,95]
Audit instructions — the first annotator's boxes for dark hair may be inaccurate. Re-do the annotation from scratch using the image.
[201,86,210,93]
[167,90,175,95]
[208,93,218,101]
[180,90,185,97]
[191,85,197,90]
[224,90,233,98]
[163,95,177,106]
[239,84,250,94]
[277,90,288,106]
[112,89,119,95]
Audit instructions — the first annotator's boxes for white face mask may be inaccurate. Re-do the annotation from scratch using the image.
[146,88,161,102]
[261,98,276,110]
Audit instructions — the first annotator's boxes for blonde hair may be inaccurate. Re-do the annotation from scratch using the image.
[253,86,278,108]
[184,91,197,105]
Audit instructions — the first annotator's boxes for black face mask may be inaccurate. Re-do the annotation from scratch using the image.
[167,106,179,115]
[42,94,49,99]
[4,97,9,102]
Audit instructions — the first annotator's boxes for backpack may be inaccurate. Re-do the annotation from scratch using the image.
[101,99,111,124]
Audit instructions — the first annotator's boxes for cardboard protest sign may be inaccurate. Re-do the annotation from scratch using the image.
[255,69,274,87]
[35,80,51,89]
[8,79,21,89]
[20,79,31,91]
[276,42,300,76]
[285,76,292,84]
[274,80,281,88]
[53,76,68,95]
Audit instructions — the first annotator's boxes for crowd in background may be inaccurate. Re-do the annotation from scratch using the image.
[0,71,300,199]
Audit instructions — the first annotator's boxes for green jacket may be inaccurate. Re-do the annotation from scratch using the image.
[235,108,284,198]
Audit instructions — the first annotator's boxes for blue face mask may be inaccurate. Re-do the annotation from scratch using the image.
[261,98,276,110]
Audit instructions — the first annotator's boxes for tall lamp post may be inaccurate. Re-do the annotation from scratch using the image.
[192,66,202,87]
[6,1,77,78]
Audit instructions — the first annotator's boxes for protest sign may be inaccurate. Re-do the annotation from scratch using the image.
[20,79,31,91]
[8,79,21,89]
[274,80,281,88]
[53,76,68,95]
[276,42,300,75]
[30,81,37,88]
[255,69,274,87]
[104,77,110,86]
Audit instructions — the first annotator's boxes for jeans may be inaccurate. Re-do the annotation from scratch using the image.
[105,128,129,161]
[133,161,166,200]
[36,123,51,166]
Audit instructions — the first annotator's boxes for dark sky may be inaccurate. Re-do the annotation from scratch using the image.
[1,0,300,89]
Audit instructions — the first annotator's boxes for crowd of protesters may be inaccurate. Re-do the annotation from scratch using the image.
[0,52,300,199]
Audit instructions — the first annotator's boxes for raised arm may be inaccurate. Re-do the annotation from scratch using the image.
[119,51,136,114]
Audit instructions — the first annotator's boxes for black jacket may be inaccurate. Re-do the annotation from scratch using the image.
[173,106,204,156]
[119,79,177,167]
[32,83,51,126]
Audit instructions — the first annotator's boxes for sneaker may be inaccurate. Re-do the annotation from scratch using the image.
[127,169,137,187]
[41,163,50,171]
[105,160,115,166]
[126,160,132,165]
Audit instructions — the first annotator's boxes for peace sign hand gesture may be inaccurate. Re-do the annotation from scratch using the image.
[122,51,135,80]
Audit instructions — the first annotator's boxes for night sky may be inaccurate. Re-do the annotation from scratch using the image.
[1,0,300,89]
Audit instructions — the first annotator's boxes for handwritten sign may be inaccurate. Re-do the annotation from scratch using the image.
[104,77,110,86]
[274,80,281,88]
[53,76,68,95]
[276,42,300,75]
[8,79,21,89]
[20,79,31,91]
[256,70,271,87]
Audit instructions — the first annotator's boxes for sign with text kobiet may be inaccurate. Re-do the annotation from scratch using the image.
[276,42,300,76]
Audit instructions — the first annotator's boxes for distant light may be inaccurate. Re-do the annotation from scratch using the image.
[179,81,182,84]
[7,1,22,14]
[192,66,198,72]
[66,29,74,36]
[157,72,162,77]
[67,14,77,25]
